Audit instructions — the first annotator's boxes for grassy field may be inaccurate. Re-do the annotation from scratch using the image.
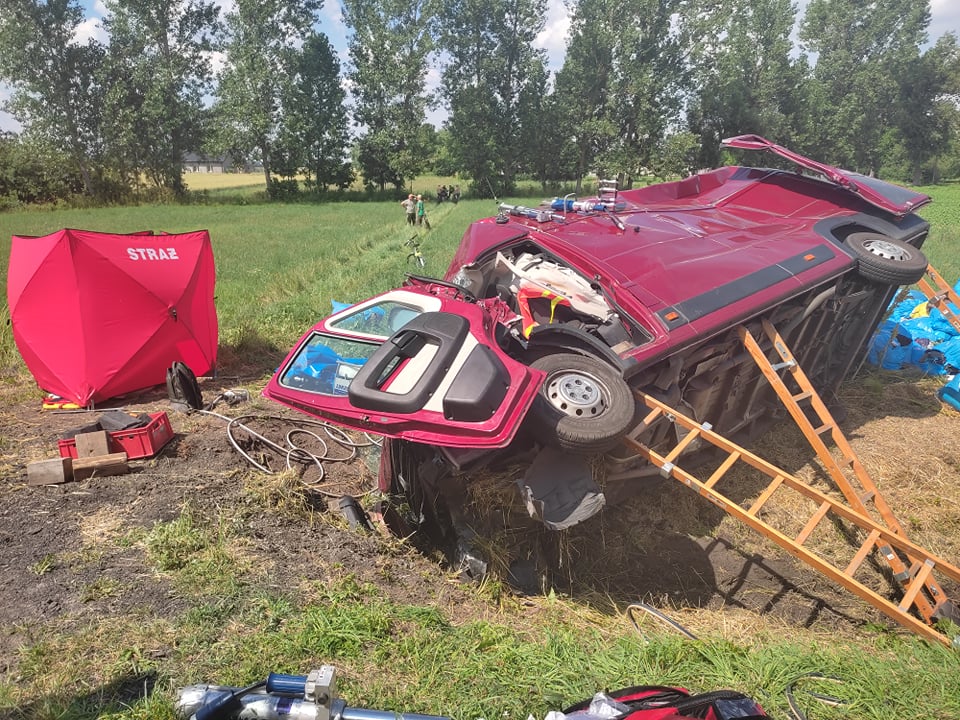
[2,182,960,719]
[917,182,960,282]
[3,181,958,375]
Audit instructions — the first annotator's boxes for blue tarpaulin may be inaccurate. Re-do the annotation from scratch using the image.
[867,279,960,376]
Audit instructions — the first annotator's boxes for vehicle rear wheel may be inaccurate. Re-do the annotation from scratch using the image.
[845,232,928,285]
[526,353,635,454]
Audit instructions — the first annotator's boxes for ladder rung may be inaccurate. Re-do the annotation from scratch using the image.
[631,388,960,646]
[814,423,834,436]
[640,406,663,426]
[704,451,740,489]
[792,391,814,403]
[905,560,922,582]
[899,560,935,612]
[747,475,784,516]
[859,489,876,504]
[663,427,702,463]
[844,529,882,577]
[795,501,831,546]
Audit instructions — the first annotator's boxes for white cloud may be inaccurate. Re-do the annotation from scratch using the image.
[930,0,960,43]
[534,0,570,73]
[214,0,236,17]
[206,50,227,76]
[73,16,108,45]
[1,83,22,133]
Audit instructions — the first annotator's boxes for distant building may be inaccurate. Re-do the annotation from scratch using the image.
[182,153,231,173]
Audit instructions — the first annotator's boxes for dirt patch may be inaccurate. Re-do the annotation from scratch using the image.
[2,372,959,668]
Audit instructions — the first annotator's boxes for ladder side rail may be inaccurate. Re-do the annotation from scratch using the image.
[634,392,960,587]
[749,320,950,615]
[754,319,912,533]
[922,264,960,306]
[622,433,953,647]
[916,265,960,334]
[739,325,868,506]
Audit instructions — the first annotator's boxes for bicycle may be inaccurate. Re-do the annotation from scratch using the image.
[405,236,425,268]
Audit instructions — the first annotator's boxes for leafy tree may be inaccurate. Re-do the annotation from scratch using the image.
[650,131,700,180]
[343,0,436,192]
[212,0,323,190]
[0,0,107,196]
[526,84,578,191]
[439,0,548,197]
[276,33,351,193]
[600,0,686,184]
[686,0,805,169]
[100,0,221,195]
[929,34,960,181]
[890,33,960,184]
[551,0,618,192]
[0,132,85,207]
[553,0,686,189]
[800,0,930,174]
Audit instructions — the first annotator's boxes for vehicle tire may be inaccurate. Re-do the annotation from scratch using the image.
[526,352,635,454]
[845,232,928,285]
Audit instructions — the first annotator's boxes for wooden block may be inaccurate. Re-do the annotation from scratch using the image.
[74,430,111,458]
[27,457,73,485]
[72,452,128,481]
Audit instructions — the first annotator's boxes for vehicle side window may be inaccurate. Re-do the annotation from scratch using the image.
[329,301,422,338]
[280,333,380,396]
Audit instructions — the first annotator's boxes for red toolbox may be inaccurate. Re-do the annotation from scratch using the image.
[58,411,174,460]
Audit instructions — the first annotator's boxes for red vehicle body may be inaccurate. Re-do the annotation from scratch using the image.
[264,136,931,559]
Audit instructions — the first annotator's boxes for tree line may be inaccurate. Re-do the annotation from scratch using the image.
[1,0,958,207]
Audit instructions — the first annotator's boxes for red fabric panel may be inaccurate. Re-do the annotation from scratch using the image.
[7,228,218,405]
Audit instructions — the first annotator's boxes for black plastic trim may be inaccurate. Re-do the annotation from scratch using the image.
[813,212,930,250]
[442,345,510,422]
[348,312,469,414]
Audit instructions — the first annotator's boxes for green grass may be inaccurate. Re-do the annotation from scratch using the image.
[2,184,960,719]
[917,182,960,282]
[4,501,959,720]
[0,198,495,376]
[3,184,958,378]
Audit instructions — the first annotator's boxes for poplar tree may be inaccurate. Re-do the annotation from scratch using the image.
[101,0,220,194]
[438,0,548,197]
[343,0,436,192]
[800,0,930,173]
[213,0,323,190]
[0,0,106,195]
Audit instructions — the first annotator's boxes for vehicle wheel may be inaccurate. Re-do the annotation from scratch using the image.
[845,232,928,285]
[526,353,635,454]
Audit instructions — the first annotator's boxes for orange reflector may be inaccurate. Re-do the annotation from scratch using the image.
[665,311,679,321]
[804,253,815,261]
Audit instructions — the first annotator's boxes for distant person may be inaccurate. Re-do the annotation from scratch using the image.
[452,185,461,203]
[401,194,416,225]
[416,194,430,229]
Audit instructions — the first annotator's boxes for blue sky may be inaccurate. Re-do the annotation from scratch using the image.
[1,0,957,133]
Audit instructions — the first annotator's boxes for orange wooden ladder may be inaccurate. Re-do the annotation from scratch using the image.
[738,318,955,626]
[624,391,960,647]
[915,264,960,335]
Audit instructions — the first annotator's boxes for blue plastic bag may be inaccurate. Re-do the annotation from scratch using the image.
[938,375,960,412]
